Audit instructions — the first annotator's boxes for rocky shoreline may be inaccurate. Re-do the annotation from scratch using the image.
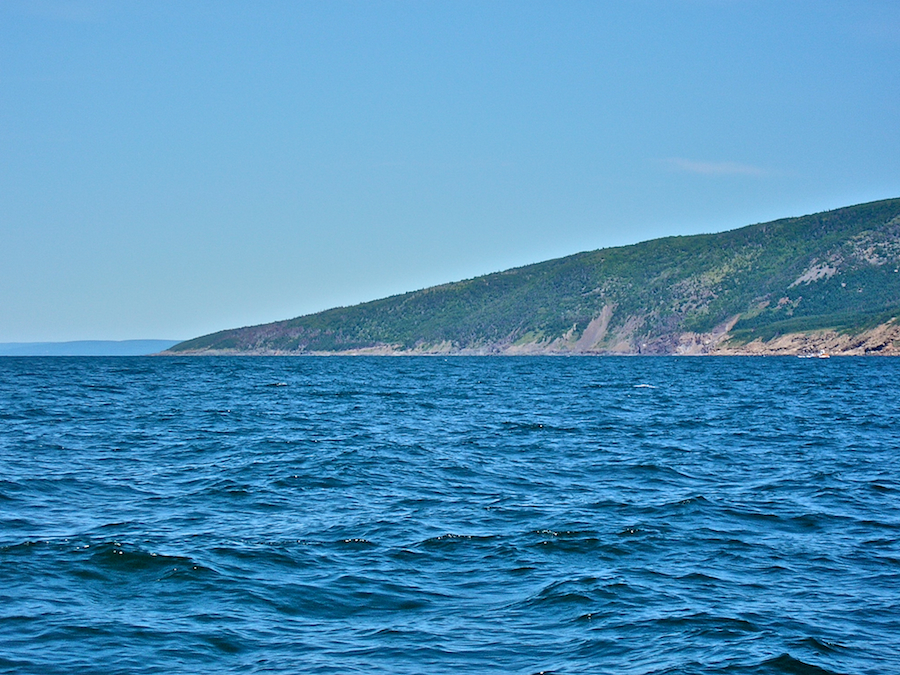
[708,320,900,356]
[164,319,900,357]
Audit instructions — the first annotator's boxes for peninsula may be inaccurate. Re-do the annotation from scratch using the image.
[167,198,900,356]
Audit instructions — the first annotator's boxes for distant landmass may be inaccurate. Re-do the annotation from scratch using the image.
[167,198,900,356]
[0,340,181,356]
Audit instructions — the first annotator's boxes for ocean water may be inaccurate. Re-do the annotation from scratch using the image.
[1,356,898,675]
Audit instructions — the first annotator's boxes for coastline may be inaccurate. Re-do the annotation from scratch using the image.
[161,318,900,357]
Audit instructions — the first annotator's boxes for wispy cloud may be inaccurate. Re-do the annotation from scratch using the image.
[663,158,767,176]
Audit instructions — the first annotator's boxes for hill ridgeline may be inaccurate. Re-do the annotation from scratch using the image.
[168,198,900,356]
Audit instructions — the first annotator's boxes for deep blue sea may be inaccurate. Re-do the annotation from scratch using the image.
[1,356,898,675]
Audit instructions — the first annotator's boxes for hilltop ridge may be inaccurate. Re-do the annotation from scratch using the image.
[167,198,900,356]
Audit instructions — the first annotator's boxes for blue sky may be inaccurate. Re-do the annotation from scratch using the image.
[2,0,898,342]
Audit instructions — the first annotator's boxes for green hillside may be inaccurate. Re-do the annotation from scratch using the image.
[169,198,900,355]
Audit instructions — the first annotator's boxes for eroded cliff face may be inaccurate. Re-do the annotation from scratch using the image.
[708,319,900,356]
[251,315,900,356]
[476,315,900,357]
[169,311,900,356]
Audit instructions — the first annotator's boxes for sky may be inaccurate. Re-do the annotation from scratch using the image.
[2,0,899,342]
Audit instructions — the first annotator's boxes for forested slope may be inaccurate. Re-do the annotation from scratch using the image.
[168,198,900,355]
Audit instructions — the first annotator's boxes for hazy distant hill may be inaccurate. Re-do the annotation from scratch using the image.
[0,340,180,356]
[168,198,900,356]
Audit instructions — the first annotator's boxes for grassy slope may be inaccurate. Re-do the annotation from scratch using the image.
[170,198,900,353]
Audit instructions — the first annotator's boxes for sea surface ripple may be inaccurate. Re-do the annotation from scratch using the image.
[0,356,898,674]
